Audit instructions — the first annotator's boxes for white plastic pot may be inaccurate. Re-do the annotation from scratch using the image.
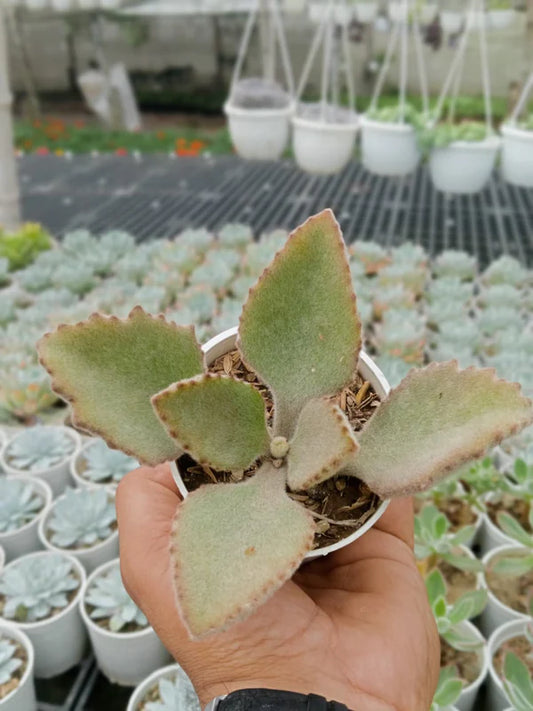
[0,477,53,563]
[70,441,101,490]
[0,427,81,498]
[171,327,391,562]
[360,117,421,177]
[37,493,119,575]
[429,137,501,194]
[0,552,87,678]
[126,663,198,711]
[488,9,515,30]
[0,623,36,711]
[292,115,358,174]
[477,494,524,556]
[440,11,464,34]
[80,559,171,686]
[487,619,530,711]
[224,102,294,161]
[354,2,378,24]
[501,124,533,188]
[453,621,489,711]
[480,545,532,638]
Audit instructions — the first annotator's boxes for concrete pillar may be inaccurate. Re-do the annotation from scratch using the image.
[0,5,21,232]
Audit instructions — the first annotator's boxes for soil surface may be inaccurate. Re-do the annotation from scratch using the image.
[485,552,533,614]
[0,637,27,701]
[180,349,381,550]
[486,496,532,533]
[437,559,478,604]
[440,637,481,685]
[493,635,533,679]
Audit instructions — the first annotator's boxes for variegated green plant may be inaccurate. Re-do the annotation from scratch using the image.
[38,210,533,638]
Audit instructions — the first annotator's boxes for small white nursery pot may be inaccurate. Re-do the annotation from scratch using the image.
[429,136,501,194]
[480,545,532,638]
[0,476,53,563]
[80,559,171,686]
[224,102,294,161]
[0,426,81,498]
[453,621,489,711]
[292,115,358,174]
[0,623,36,711]
[501,124,533,188]
[487,619,531,711]
[37,490,119,575]
[171,327,391,562]
[360,117,421,177]
[126,663,200,711]
[0,552,87,679]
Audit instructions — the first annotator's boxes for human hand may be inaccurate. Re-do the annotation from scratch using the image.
[116,464,440,711]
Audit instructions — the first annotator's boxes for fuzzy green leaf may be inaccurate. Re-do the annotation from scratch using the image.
[287,399,359,491]
[496,512,533,547]
[153,374,270,472]
[238,210,361,437]
[346,362,533,498]
[38,307,204,465]
[490,553,533,577]
[503,652,533,711]
[448,589,487,624]
[425,569,447,606]
[171,463,315,638]
[441,552,483,573]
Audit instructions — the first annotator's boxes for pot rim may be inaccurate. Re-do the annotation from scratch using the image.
[0,551,86,630]
[443,620,489,697]
[292,114,359,132]
[501,123,533,140]
[0,475,53,540]
[0,622,34,705]
[171,327,391,561]
[487,618,532,698]
[481,543,532,619]
[224,100,295,119]
[38,490,118,559]
[79,558,155,641]
[431,135,502,152]
[0,426,81,476]
[126,663,189,711]
[70,440,124,490]
[360,116,417,134]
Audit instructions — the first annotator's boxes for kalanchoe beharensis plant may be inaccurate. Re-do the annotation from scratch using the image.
[85,565,147,633]
[37,210,533,638]
[46,488,116,549]
[0,479,43,533]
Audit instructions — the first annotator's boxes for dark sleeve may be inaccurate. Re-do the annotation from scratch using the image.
[217,689,352,711]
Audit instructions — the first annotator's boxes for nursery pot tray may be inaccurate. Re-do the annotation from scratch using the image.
[171,328,390,561]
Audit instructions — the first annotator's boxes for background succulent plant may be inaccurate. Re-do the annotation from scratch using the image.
[38,210,533,638]
[0,479,43,533]
[46,488,116,549]
[144,670,201,711]
[85,565,147,633]
[81,439,138,484]
[0,554,80,622]
[0,636,23,687]
[5,426,75,471]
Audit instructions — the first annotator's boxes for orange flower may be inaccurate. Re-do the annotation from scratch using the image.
[36,147,50,155]
[190,140,205,151]
[115,148,128,156]
[176,137,187,148]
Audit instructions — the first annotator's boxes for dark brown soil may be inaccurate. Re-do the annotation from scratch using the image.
[486,496,532,534]
[485,552,533,614]
[437,558,479,604]
[0,637,27,700]
[180,349,382,550]
[441,637,481,685]
[493,635,533,680]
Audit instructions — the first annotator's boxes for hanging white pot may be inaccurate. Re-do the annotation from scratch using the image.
[488,9,515,30]
[452,621,489,711]
[487,619,530,711]
[171,327,391,563]
[429,136,501,194]
[0,623,36,711]
[126,663,200,711]
[353,1,378,23]
[480,545,532,638]
[224,102,294,161]
[0,477,53,563]
[79,559,171,686]
[292,112,358,174]
[360,117,421,177]
[440,11,464,34]
[501,124,533,189]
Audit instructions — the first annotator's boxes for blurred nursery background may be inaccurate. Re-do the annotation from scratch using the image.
[1,1,533,710]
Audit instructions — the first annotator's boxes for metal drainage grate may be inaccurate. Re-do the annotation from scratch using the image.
[19,154,533,268]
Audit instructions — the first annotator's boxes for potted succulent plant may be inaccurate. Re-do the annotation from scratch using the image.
[126,663,200,711]
[37,210,532,638]
[0,623,36,711]
[0,477,52,563]
[481,255,529,288]
[487,619,533,711]
[38,488,119,574]
[426,568,489,711]
[0,551,87,678]
[79,559,171,686]
[487,0,515,29]
[501,73,533,188]
[426,121,501,194]
[0,426,81,497]
[71,438,138,490]
[433,251,477,282]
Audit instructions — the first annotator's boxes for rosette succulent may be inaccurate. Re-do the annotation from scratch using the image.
[85,565,147,633]
[5,426,75,471]
[38,210,533,638]
[145,670,201,711]
[81,439,138,485]
[0,479,43,533]
[0,636,23,687]
[0,554,79,622]
[46,488,116,548]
